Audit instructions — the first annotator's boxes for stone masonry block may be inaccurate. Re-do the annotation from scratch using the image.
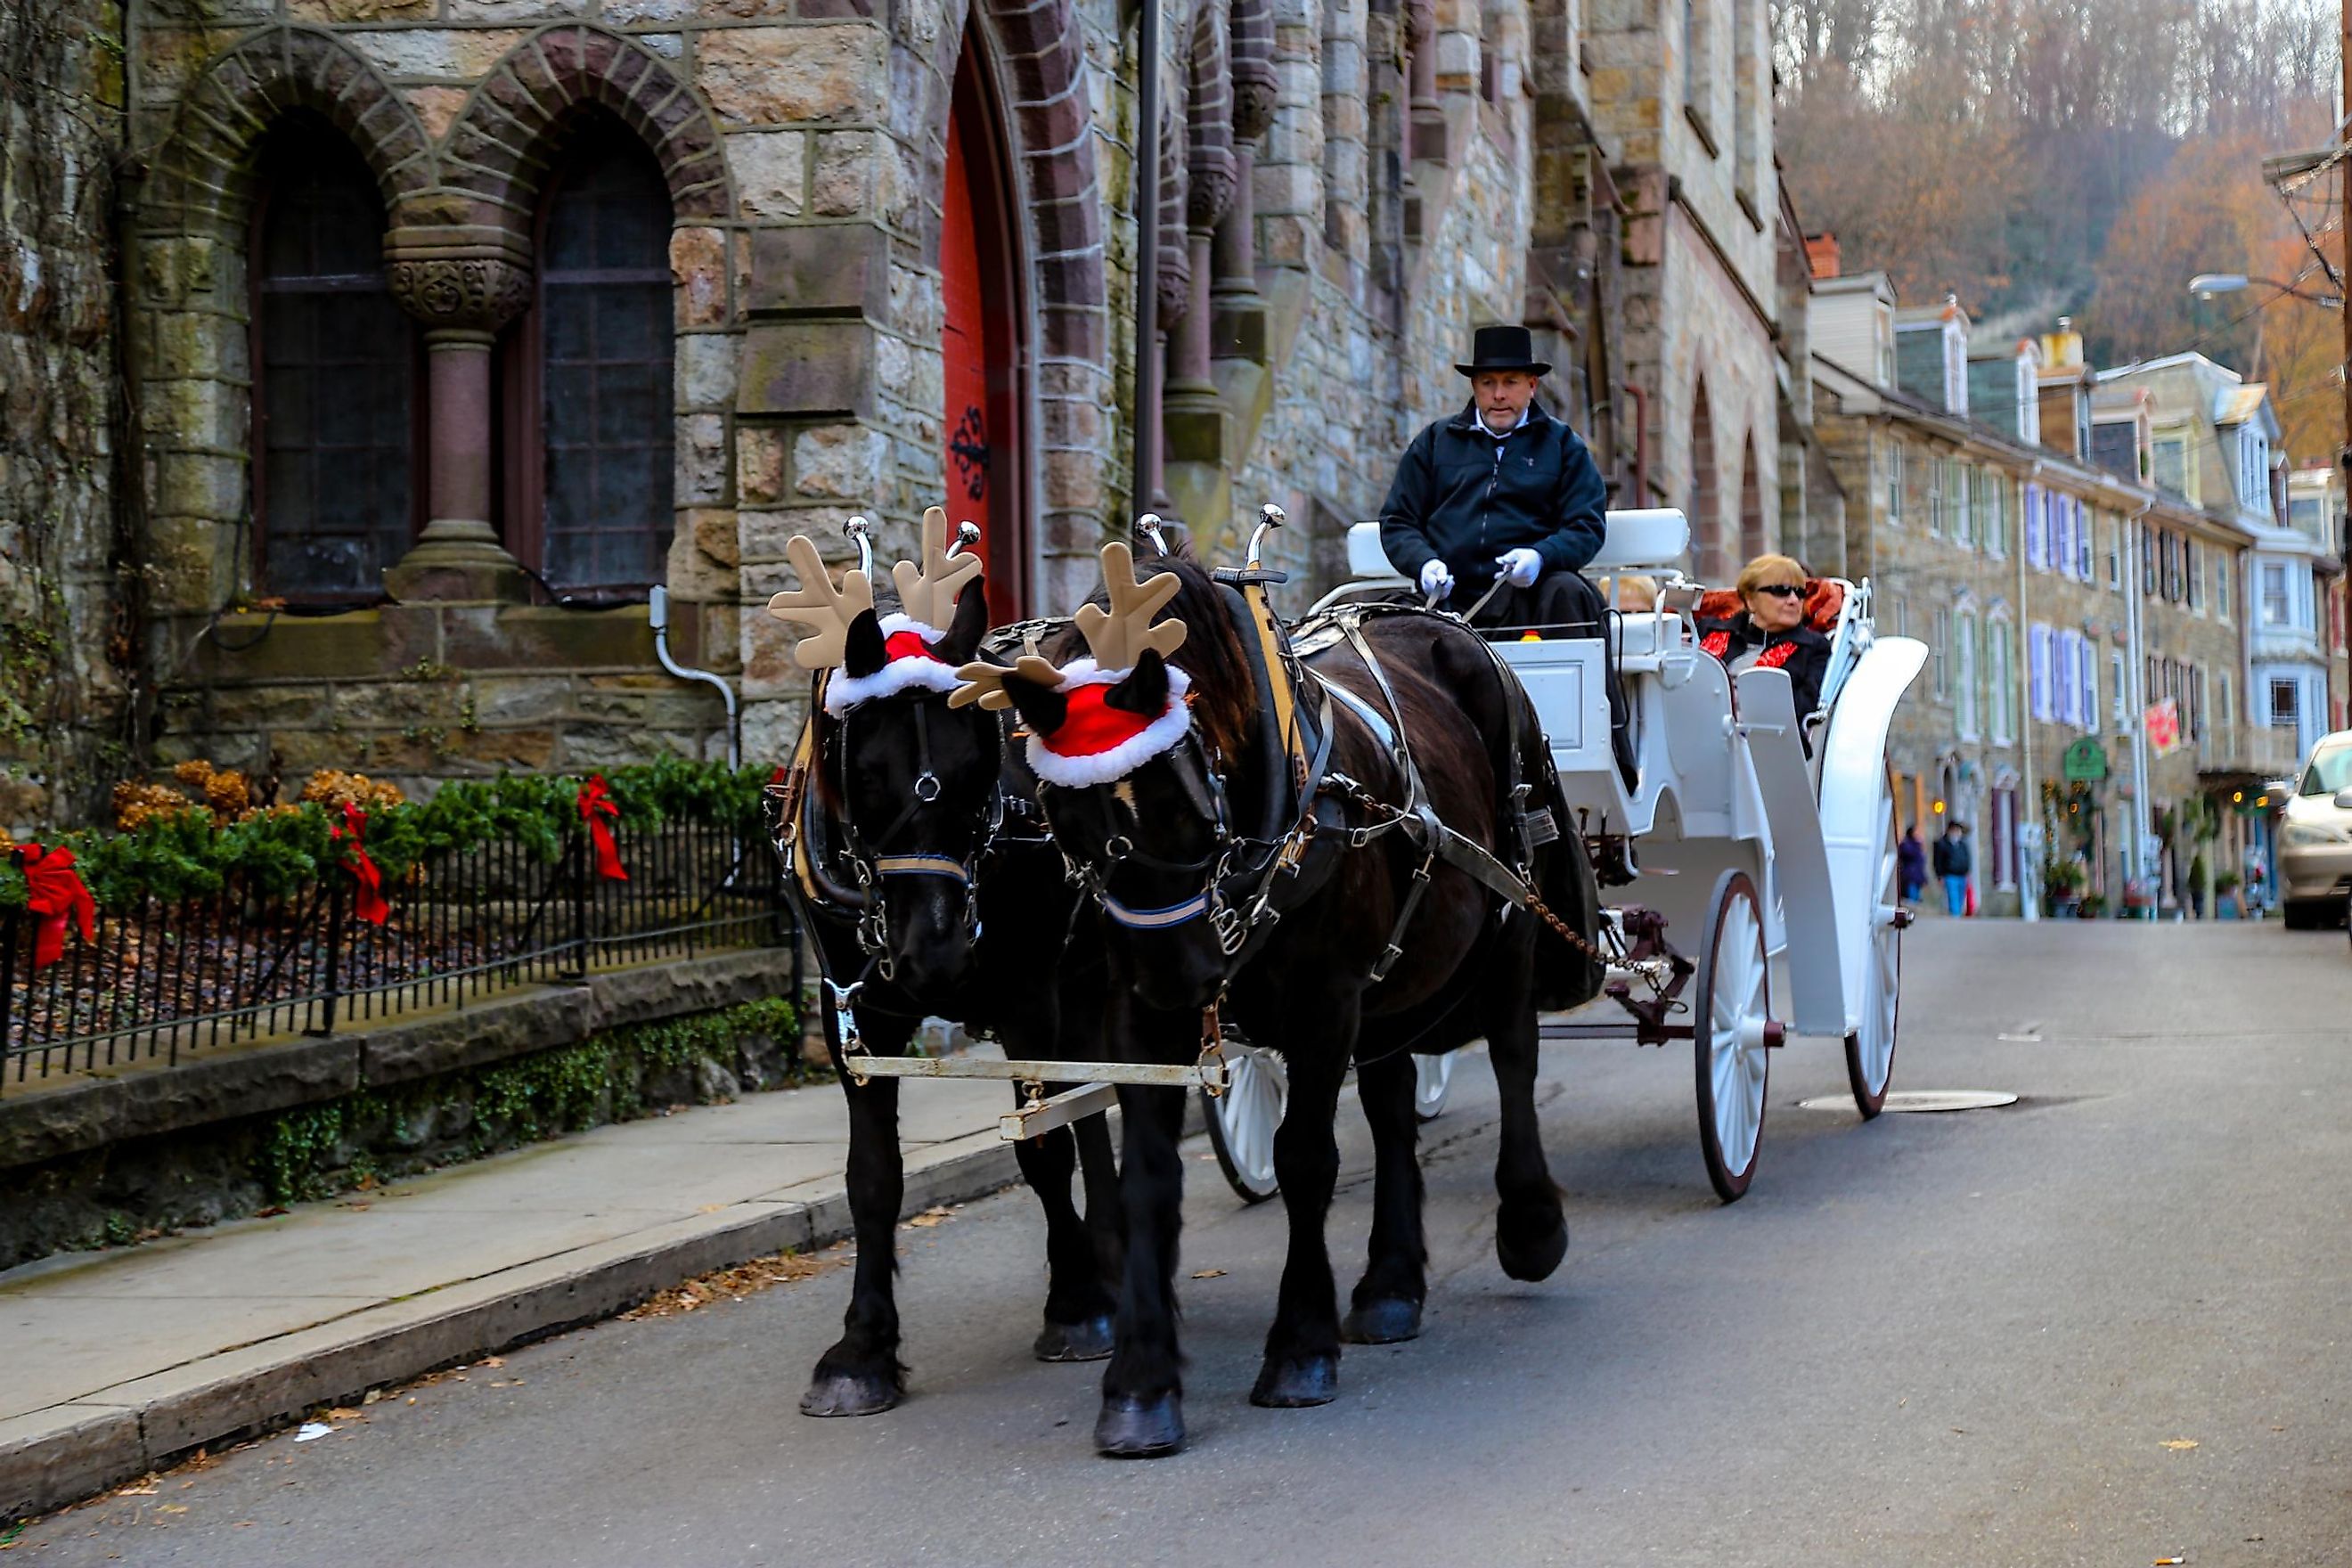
[699,26,884,126]
[725,130,807,218]
[677,412,730,503]
[671,227,731,328]
[346,29,530,81]
[792,422,887,500]
[810,131,874,217]
[736,425,789,504]
[675,331,741,410]
[739,319,876,419]
[745,223,891,319]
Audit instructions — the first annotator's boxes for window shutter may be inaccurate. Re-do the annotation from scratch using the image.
[2029,625,2050,721]
[2081,641,2098,731]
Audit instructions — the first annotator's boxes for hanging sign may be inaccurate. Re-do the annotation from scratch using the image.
[2062,737,2108,782]
[2145,698,2181,757]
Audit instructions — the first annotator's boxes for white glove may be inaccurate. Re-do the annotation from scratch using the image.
[1497,547,1542,589]
[1418,559,1455,600]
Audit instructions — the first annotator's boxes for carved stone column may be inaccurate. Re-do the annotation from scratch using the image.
[1213,12,1278,365]
[383,240,534,602]
[1405,0,1447,163]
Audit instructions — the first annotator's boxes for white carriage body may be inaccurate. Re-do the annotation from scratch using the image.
[1331,511,1925,1045]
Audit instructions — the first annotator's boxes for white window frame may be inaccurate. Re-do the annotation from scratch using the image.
[1954,466,1975,549]
[1886,440,1906,527]
[1988,615,2015,745]
[2080,639,2099,733]
[2110,648,2127,723]
[1932,604,1951,699]
[2029,623,2053,722]
[2261,561,2291,626]
[1956,611,1980,739]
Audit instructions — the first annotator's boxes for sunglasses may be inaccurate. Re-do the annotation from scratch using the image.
[1752,584,1804,600]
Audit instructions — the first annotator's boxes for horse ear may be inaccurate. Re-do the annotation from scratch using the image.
[1000,671,1070,737]
[935,579,990,666]
[1104,648,1171,716]
[843,608,888,678]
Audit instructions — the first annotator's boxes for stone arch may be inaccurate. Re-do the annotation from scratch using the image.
[900,0,1107,597]
[437,26,732,245]
[140,26,434,235]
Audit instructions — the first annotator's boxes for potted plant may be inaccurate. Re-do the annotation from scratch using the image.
[2044,858,2087,917]
[2079,892,2109,919]
[2187,853,2209,918]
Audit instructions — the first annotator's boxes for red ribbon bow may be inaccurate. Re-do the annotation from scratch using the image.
[331,802,391,927]
[19,844,97,970]
[576,775,628,883]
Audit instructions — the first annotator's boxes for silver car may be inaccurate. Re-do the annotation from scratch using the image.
[2278,731,2352,929]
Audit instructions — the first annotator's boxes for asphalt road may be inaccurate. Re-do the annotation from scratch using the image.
[20,920,2352,1567]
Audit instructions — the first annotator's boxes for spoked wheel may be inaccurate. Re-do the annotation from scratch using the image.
[1204,1037,1286,1204]
[1412,1053,1456,1123]
[1844,764,1904,1118]
[1694,869,1772,1203]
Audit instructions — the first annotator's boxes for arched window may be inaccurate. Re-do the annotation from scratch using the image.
[510,117,675,594]
[1987,616,2015,746]
[252,119,415,600]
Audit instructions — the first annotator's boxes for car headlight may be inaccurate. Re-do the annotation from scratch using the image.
[2283,822,2349,846]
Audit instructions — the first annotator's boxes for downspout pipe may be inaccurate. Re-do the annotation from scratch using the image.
[1623,380,1652,502]
[649,586,740,770]
[2019,461,2043,921]
[2124,498,2156,918]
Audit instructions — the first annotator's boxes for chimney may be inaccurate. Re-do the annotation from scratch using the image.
[1804,232,1841,281]
[2040,315,2085,371]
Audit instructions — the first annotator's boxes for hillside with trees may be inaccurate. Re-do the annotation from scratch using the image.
[1775,0,2342,461]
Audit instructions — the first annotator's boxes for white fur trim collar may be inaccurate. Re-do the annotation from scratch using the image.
[878,611,947,643]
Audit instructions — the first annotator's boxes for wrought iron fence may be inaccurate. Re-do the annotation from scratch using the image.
[0,816,796,1090]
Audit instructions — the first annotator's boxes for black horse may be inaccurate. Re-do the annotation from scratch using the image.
[979,543,1603,1456]
[780,576,1122,1417]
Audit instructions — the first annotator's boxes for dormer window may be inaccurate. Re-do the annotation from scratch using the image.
[2235,426,2269,516]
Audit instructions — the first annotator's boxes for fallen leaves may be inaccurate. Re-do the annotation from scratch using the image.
[620,1245,847,1320]
[2160,1439,2200,1451]
[904,1205,957,1229]
[1190,1268,1227,1280]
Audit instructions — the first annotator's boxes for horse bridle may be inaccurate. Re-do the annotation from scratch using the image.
[1045,676,1338,975]
[821,695,1008,977]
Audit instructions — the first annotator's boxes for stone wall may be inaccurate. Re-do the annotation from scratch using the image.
[0,0,133,832]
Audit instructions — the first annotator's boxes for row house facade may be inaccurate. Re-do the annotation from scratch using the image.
[1810,269,2268,917]
[2284,465,2349,737]
[5,0,1820,825]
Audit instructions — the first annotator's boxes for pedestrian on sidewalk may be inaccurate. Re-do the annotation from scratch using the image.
[1932,821,1972,917]
[1898,824,1927,906]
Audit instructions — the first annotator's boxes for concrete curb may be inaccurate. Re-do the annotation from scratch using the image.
[0,1129,1028,1519]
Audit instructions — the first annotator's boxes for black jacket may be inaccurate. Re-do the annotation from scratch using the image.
[1694,611,1833,723]
[1379,401,1608,591]
[1932,835,1972,878]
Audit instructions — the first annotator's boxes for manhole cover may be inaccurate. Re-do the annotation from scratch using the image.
[1796,1090,2018,1112]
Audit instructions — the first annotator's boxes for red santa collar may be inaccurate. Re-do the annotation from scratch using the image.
[822,614,968,714]
[1025,659,1194,788]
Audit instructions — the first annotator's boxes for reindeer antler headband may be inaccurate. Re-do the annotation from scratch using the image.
[765,507,984,713]
[951,540,1194,788]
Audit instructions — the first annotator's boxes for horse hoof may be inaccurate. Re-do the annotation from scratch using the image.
[1250,1352,1340,1408]
[1497,1210,1569,1282]
[1033,1314,1115,1362]
[1341,1297,1423,1344]
[1094,1393,1184,1458]
[799,1372,900,1417]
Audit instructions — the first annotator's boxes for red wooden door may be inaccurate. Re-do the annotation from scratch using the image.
[939,55,1024,623]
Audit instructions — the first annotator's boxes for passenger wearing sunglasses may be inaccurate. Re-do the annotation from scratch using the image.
[1693,553,1833,738]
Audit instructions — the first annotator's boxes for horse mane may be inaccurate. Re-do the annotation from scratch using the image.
[1043,542,1257,764]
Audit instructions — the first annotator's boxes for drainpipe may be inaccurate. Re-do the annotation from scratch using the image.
[2018,461,2043,921]
[2123,497,2155,919]
[648,586,740,770]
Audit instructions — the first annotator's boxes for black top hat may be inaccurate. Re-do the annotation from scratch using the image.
[1456,323,1551,377]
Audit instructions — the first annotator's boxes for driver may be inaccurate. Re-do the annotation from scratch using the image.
[1377,323,1633,785]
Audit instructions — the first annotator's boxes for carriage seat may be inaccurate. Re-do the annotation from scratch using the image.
[1341,508,1694,582]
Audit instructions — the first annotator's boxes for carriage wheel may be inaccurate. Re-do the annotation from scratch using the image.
[1843,764,1904,1118]
[1413,1052,1456,1123]
[1203,1038,1286,1204]
[1694,869,1771,1203]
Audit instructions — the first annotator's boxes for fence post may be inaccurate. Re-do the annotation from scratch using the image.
[310,863,347,1038]
[559,826,590,982]
[0,886,22,1094]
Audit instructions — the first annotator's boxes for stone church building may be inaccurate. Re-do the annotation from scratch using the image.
[0,0,1817,820]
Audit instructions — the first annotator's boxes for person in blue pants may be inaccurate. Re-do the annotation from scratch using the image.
[1931,821,1972,916]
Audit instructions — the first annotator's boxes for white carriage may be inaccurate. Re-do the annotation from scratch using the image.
[1205,508,1926,1203]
